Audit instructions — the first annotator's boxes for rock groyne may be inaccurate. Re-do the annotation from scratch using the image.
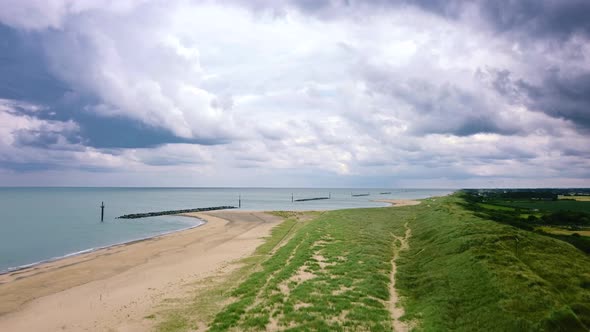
[117,206,236,219]
[294,197,330,202]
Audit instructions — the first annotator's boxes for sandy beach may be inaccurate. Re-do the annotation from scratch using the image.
[0,210,282,331]
[374,199,422,207]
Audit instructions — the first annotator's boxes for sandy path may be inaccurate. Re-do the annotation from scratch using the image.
[379,199,419,331]
[0,210,282,332]
[389,222,411,332]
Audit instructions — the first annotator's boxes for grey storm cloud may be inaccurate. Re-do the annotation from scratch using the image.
[490,69,590,131]
[258,0,590,41]
[0,0,588,187]
[13,126,82,149]
[521,71,590,130]
[233,0,590,136]
[371,76,515,136]
[479,0,590,40]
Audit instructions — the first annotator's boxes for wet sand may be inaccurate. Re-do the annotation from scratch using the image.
[0,210,282,331]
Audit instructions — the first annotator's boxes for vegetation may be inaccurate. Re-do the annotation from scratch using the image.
[499,200,590,214]
[208,207,411,331]
[560,195,590,202]
[461,190,590,253]
[158,193,590,331]
[157,212,315,332]
[397,196,590,331]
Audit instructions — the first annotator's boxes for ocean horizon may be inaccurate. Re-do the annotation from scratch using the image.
[0,187,453,273]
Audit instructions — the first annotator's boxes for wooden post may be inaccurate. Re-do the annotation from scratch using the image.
[291,193,294,203]
[100,202,105,222]
[239,195,241,208]
[329,192,331,199]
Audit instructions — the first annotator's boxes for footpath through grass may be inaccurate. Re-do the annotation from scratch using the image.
[159,195,590,331]
[208,207,412,331]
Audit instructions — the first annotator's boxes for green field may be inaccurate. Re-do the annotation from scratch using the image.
[492,200,590,213]
[538,226,590,237]
[559,196,590,202]
[158,195,590,331]
[477,202,516,211]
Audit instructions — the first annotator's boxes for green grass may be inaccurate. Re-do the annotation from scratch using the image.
[559,196,590,202]
[208,207,412,331]
[158,196,590,331]
[397,196,590,331]
[538,226,590,237]
[477,202,516,211]
[156,212,313,332]
[493,200,590,213]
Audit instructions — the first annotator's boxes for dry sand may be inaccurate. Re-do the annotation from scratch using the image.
[0,210,282,332]
[374,199,422,207]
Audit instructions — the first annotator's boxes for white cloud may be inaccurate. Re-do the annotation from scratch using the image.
[0,1,589,187]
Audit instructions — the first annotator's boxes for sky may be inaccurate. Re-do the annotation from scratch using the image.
[0,0,589,188]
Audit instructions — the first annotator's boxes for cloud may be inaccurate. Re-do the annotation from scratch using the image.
[40,5,234,141]
[0,0,148,30]
[486,68,590,131]
[0,0,589,187]
[478,0,590,41]
[0,24,67,103]
[235,0,590,42]
[0,98,136,172]
[0,98,79,148]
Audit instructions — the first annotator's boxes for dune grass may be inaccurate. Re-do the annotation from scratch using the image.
[397,196,590,331]
[477,202,516,211]
[159,195,590,331]
[208,207,412,331]
[157,212,313,332]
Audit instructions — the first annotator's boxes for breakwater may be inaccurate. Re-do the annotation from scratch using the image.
[294,197,330,202]
[380,192,392,194]
[352,193,370,197]
[117,206,236,219]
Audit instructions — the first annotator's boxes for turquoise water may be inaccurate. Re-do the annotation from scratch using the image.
[0,187,452,273]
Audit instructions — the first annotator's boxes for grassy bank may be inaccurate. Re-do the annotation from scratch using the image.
[208,207,412,331]
[397,196,590,331]
[158,195,590,331]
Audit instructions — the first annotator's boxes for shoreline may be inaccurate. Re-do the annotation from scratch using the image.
[0,210,283,331]
[1,200,422,276]
[0,198,433,331]
[0,216,206,277]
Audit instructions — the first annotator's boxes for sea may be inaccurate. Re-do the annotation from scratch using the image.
[0,187,453,273]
